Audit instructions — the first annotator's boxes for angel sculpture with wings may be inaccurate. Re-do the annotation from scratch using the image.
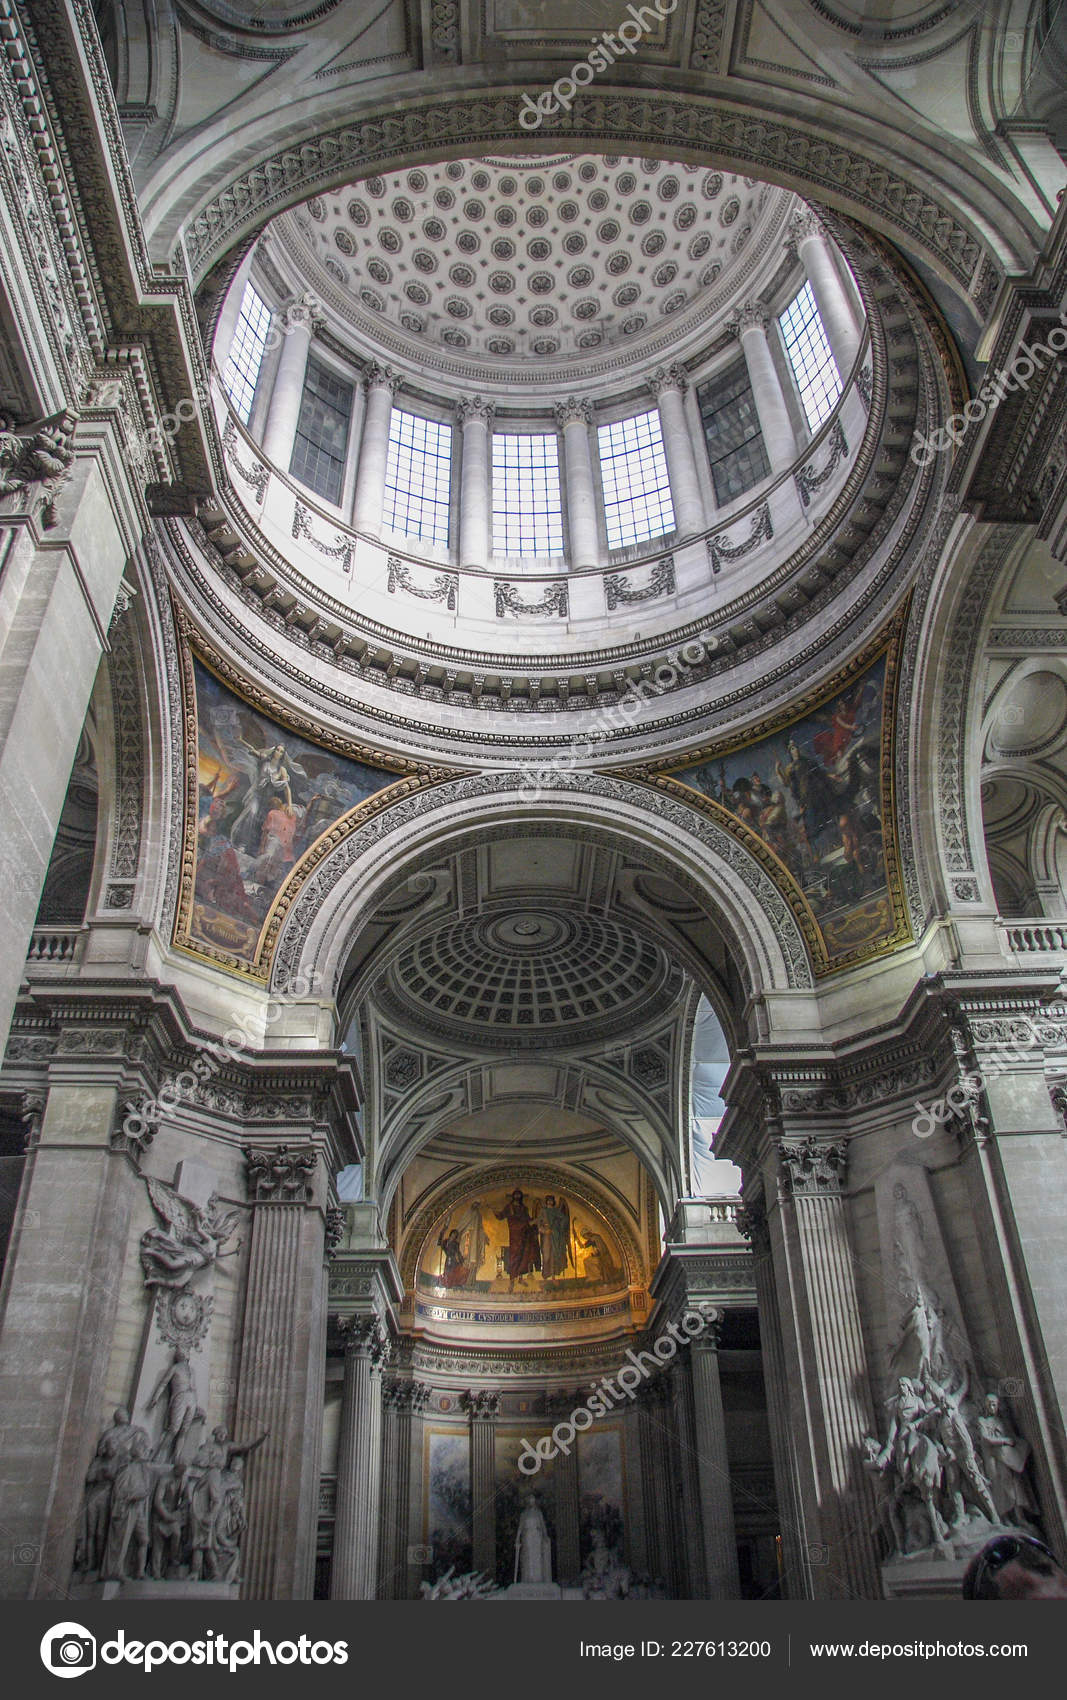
[139,1176,242,1290]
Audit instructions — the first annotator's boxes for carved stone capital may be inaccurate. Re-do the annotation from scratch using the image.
[553,395,591,429]
[456,394,494,426]
[341,1315,390,1366]
[364,363,401,396]
[243,1143,319,1203]
[787,207,823,251]
[726,299,770,338]
[282,290,325,335]
[646,362,688,399]
[778,1135,848,1195]
[461,1389,501,1422]
[735,1200,769,1250]
[324,1206,346,1259]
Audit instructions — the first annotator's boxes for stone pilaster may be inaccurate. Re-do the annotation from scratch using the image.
[330,1317,388,1599]
[236,1143,329,1600]
[670,1356,707,1596]
[462,1389,500,1580]
[634,1378,676,1591]
[767,1132,880,1599]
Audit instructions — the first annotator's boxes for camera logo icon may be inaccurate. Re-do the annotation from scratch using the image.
[40,1623,97,1679]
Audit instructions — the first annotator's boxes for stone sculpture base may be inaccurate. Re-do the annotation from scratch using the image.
[502,1582,565,1599]
[881,1559,969,1600]
[71,1579,240,1601]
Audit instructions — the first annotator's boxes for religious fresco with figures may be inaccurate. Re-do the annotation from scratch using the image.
[416,1179,628,1320]
[175,653,405,976]
[643,622,910,975]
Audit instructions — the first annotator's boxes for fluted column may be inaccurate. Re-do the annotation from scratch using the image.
[546,1394,581,1584]
[462,1390,499,1580]
[789,210,861,376]
[236,1143,329,1599]
[739,1199,810,1599]
[378,1379,429,1597]
[635,1378,677,1592]
[261,296,319,469]
[769,1134,880,1599]
[331,1317,388,1599]
[670,1358,707,1596]
[352,364,399,538]
[457,395,494,568]
[689,1311,741,1598]
[647,365,705,537]
[555,397,599,568]
[729,302,797,471]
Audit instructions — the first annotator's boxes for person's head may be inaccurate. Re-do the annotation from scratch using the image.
[963,1535,1067,1599]
[511,1189,523,1202]
[545,1195,555,1207]
[984,1393,1000,1415]
[114,1407,130,1425]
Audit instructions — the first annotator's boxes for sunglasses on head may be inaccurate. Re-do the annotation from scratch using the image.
[969,1535,1058,1597]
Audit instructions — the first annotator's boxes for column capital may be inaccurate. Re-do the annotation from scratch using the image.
[461,1389,501,1421]
[281,290,325,335]
[457,393,494,426]
[243,1142,319,1203]
[324,1205,346,1259]
[726,300,771,338]
[646,362,688,399]
[787,207,823,252]
[777,1135,849,1196]
[340,1314,390,1366]
[553,395,591,429]
[364,363,401,396]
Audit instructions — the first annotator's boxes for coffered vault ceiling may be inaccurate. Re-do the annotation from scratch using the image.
[275,153,783,385]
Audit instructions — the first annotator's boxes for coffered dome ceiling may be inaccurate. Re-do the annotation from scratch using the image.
[380,906,680,1049]
[276,154,783,386]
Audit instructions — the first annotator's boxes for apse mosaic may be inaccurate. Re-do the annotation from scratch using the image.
[661,626,909,974]
[180,657,399,972]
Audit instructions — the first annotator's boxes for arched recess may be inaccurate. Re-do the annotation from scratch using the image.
[85,537,185,933]
[904,517,1025,918]
[271,772,813,1003]
[369,1053,681,1223]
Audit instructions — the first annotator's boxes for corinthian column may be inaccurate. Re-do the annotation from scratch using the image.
[769,1133,880,1599]
[457,396,494,569]
[352,364,399,538]
[236,1143,328,1599]
[728,302,797,472]
[462,1389,499,1580]
[689,1311,741,1599]
[261,296,320,468]
[554,397,599,568]
[788,210,861,377]
[331,1317,388,1599]
[647,365,706,537]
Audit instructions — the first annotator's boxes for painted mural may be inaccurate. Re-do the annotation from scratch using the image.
[425,1429,472,1575]
[668,640,906,971]
[184,659,396,969]
[418,1182,626,1303]
[578,1428,626,1564]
